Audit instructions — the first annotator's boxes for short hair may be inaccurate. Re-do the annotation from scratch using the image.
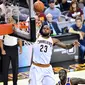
[48,0,54,3]
[59,69,67,74]
[39,25,50,34]
[46,13,52,18]
[75,17,82,22]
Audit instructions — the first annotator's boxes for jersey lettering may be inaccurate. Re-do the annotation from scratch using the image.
[40,45,48,52]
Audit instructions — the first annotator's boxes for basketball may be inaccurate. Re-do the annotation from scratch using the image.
[33,0,45,12]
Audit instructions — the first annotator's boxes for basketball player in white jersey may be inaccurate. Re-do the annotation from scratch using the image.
[29,25,79,85]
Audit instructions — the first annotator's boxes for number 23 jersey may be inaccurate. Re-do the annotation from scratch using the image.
[33,35,53,64]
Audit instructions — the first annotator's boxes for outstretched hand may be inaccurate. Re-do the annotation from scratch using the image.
[73,40,80,47]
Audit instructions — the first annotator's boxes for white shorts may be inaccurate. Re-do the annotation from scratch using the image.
[29,64,56,85]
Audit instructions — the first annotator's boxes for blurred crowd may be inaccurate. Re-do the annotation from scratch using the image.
[33,0,85,36]
[0,1,85,85]
[0,0,85,36]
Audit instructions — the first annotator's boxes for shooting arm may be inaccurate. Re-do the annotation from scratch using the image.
[53,38,74,49]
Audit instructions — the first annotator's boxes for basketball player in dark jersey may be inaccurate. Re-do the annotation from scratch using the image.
[57,69,85,85]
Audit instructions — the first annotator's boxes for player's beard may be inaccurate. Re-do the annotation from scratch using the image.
[42,32,50,37]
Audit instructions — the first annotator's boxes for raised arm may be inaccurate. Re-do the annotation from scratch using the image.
[52,38,75,49]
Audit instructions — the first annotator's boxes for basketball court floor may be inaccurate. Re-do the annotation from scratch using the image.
[0,70,85,85]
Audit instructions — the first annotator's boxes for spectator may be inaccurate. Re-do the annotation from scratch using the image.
[35,11,46,23]
[57,0,62,3]
[0,1,6,15]
[41,0,49,7]
[56,69,85,85]
[68,1,84,21]
[42,13,61,36]
[0,0,28,23]
[34,15,42,28]
[83,6,85,20]
[54,0,60,9]
[69,17,85,64]
[0,8,5,24]
[78,0,84,10]
[60,0,70,12]
[34,15,42,38]
[44,0,62,22]
[12,4,28,22]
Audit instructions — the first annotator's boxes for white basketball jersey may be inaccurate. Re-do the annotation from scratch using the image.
[33,35,53,64]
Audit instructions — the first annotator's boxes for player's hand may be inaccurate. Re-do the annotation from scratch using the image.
[19,48,22,54]
[73,40,80,47]
[1,49,6,55]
